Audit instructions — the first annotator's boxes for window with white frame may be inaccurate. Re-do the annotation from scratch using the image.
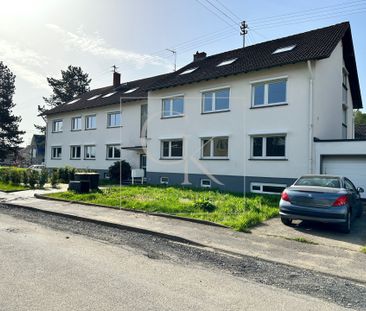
[160,177,169,184]
[70,145,81,159]
[251,135,286,158]
[250,183,286,194]
[252,79,287,107]
[52,120,63,132]
[71,117,81,131]
[51,146,62,159]
[85,115,96,129]
[107,112,121,127]
[162,96,184,118]
[84,145,96,159]
[106,144,121,159]
[201,137,228,158]
[342,69,348,106]
[201,179,212,188]
[161,140,183,159]
[202,88,230,113]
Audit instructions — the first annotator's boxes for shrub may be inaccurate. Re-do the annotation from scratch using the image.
[39,169,48,189]
[1,169,10,183]
[10,169,22,185]
[50,169,59,188]
[108,161,131,182]
[193,199,216,212]
[58,166,76,183]
[22,170,29,186]
[28,170,39,189]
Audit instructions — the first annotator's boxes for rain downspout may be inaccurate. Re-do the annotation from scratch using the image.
[307,60,314,174]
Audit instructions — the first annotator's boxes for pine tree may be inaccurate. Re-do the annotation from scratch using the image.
[0,61,25,161]
[35,65,91,132]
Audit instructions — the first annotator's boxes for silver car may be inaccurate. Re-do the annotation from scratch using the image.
[279,175,364,233]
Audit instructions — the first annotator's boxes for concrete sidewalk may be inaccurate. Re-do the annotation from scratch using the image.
[1,189,366,284]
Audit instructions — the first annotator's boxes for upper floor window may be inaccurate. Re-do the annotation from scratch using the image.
[342,69,348,106]
[106,144,121,159]
[161,139,183,159]
[71,117,82,131]
[252,79,287,107]
[162,96,184,118]
[201,137,229,159]
[52,120,63,132]
[202,88,230,113]
[140,104,148,137]
[107,112,121,128]
[251,135,286,159]
[51,146,62,159]
[84,145,96,159]
[85,115,96,130]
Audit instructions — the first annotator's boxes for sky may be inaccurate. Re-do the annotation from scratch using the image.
[0,0,365,145]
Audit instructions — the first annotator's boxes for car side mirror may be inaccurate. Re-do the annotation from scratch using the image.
[357,187,364,193]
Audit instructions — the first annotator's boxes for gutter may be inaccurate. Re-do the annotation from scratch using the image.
[307,60,314,174]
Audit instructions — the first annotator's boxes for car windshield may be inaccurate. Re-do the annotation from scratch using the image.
[295,176,341,188]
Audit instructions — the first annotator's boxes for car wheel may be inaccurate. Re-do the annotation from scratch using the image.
[339,211,351,234]
[281,217,293,226]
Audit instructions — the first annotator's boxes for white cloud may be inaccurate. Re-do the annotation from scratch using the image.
[46,24,169,69]
[0,39,48,89]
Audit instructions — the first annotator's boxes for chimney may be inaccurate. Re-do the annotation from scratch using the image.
[193,51,207,62]
[113,72,121,87]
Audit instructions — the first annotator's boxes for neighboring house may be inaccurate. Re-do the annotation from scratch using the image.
[44,22,365,195]
[355,124,366,139]
[30,134,45,164]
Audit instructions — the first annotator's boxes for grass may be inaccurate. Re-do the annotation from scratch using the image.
[0,181,29,192]
[361,246,366,254]
[285,237,319,245]
[45,185,280,232]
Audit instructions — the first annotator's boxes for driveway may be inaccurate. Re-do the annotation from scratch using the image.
[251,205,366,252]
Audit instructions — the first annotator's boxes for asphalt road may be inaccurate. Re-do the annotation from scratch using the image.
[0,205,364,311]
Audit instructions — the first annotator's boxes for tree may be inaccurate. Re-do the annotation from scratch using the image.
[35,65,91,132]
[0,62,25,161]
[354,110,366,125]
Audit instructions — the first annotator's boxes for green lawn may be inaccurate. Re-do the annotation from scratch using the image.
[0,181,29,192]
[46,185,279,231]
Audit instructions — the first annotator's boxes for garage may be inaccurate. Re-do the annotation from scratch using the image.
[321,155,366,198]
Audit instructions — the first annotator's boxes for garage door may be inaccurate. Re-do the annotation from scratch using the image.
[322,156,366,199]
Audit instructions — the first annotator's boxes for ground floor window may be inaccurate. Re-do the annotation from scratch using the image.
[201,136,228,158]
[106,144,121,159]
[251,135,286,159]
[161,139,183,159]
[84,145,96,159]
[250,183,286,194]
[70,145,81,159]
[51,146,62,159]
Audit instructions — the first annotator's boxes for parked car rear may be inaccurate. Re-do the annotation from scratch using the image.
[279,175,363,233]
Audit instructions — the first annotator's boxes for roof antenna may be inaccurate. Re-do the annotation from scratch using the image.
[166,49,177,72]
[240,21,248,47]
[111,65,119,73]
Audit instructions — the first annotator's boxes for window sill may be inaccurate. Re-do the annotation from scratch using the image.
[106,158,121,160]
[71,129,82,132]
[161,115,184,119]
[199,157,229,161]
[85,128,96,131]
[107,126,122,129]
[70,158,81,160]
[201,109,230,115]
[84,158,96,160]
[159,157,183,160]
[51,131,63,134]
[250,103,288,109]
[249,158,288,161]
[51,158,62,160]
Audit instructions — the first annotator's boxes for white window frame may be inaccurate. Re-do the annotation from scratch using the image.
[161,95,184,118]
[201,136,229,159]
[251,78,287,107]
[250,183,287,194]
[251,135,286,159]
[106,144,121,160]
[85,115,96,130]
[71,116,82,131]
[107,111,121,128]
[70,145,81,160]
[52,119,63,133]
[51,146,62,159]
[160,139,183,159]
[84,145,96,160]
[200,179,212,188]
[160,177,169,185]
[201,87,230,113]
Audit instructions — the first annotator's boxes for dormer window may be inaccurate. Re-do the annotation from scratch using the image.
[87,95,101,101]
[179,67,198,75]
[272,45,296,54]
[217,58,237,67]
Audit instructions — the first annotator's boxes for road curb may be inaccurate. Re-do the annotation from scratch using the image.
[0,202,205,248]
[34,193,229,229]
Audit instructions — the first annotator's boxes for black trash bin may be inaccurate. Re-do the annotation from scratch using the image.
[74,173,99,190]
[68,180,90,193]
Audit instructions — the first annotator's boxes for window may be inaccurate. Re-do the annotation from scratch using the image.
[179,67,198,75]
[52,120,63,132]
[160,177,169,184]
[251,135,286,158]
[85,115,96,130]
[250,183,286,194]
[162,96,184,118]
[70,145,81,159]
[201,137,229,158]
[84,145,96,159]
[201,179,211,188]
[51,146,62,159]
[202,88,230,113]
[106,144,121,159]
[342,107,348,139]
[161,140,183,159]
[71,117,82,131]
[272,45,296,54]
[252,79,287,107]
[217,58,237,67]
[140,104,148,137]
[107,112,121,128]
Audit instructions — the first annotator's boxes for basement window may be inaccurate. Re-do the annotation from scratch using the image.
[217,58,237,67]
[160,177,169,185]
[179,67,198,75]
[87,94,101,101]
[200,179,211,188]
[250,183,286,194]
[272,45,296,54]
